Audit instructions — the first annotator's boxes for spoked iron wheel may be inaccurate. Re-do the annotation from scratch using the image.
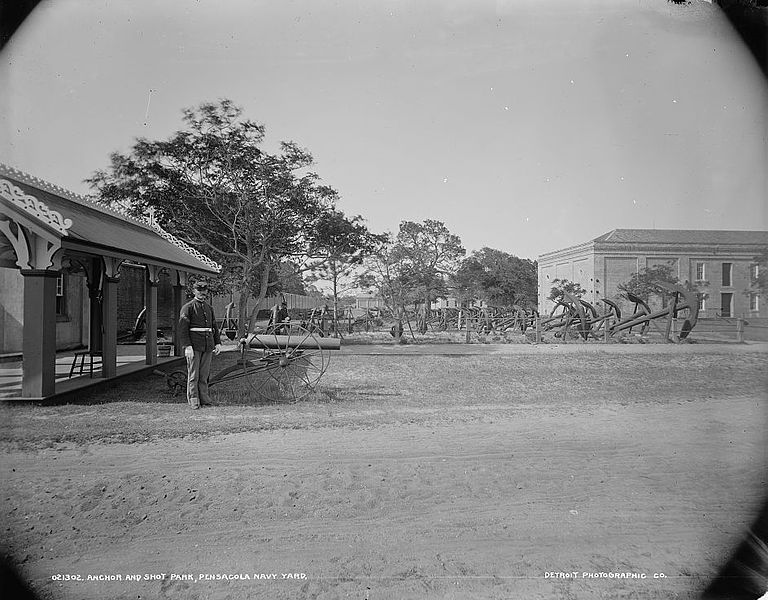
[241,323,330,402]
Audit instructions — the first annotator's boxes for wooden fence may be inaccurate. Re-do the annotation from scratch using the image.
[693,318,768,342]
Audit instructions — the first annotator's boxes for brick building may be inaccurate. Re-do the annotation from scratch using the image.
[537,229,767,317]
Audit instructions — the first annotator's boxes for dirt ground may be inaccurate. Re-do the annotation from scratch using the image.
[1,343,767,600]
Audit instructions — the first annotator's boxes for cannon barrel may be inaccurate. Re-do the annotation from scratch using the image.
[245,334,341,351]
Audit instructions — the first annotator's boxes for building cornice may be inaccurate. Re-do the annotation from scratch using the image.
[594,241,764,257]
[538,241,595,263]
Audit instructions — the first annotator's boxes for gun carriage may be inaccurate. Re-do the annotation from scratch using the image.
[161,322,340,402]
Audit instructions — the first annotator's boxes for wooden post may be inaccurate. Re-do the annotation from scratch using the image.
[84,257,103,353]
[101,257,122,378]
[736,318,744,343]
[21,270,58,398]
[101,276,119,378]
[465,309,471,344]
[535,315,542,344]
[172,270,186,357]
[172,285,183,356]
[144,266,159,365]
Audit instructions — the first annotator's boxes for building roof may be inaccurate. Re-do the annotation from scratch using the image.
[0,165,221,274]
[593,229,768,246]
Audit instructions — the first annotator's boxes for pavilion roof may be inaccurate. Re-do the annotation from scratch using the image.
[0,165,221,275]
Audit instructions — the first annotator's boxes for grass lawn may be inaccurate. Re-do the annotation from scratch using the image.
[1,348,765,449]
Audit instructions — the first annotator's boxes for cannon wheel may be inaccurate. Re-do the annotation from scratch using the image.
[241,323,330,403]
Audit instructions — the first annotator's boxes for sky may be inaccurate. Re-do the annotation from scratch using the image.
[0,0,766,260]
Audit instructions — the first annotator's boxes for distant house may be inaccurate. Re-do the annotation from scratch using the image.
[430,297,487,310]
[355,293,385,310]
[537,229,768,318]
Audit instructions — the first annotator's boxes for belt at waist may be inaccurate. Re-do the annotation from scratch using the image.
[189,327,213,332]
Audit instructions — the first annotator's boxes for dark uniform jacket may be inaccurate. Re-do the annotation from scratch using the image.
[179,299,221,352]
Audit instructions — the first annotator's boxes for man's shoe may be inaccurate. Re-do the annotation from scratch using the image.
[190,404,200,410]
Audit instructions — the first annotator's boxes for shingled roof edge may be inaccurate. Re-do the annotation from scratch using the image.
[0,164,155,230]
[0,164,221,273]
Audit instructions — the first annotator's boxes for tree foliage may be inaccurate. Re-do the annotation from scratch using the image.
[362,234,415,340]
[395,220,464,299]
[389,220,465,333]
[305,210,386,336]
[547,279,587,304]
[616,264,680,303]
[361,220,465,338]
[452,248,537,308]
[86,99,360,334]
[451,257,486,308]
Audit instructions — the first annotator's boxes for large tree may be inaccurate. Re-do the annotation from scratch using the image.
[451,256,486,309]
[391,220,465,333]
[452,248,537,309]
[86,100,343,335]
[305,210,386,336]
[362,235,417,341]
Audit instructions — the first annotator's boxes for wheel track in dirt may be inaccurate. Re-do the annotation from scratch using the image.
[3,395,766,600]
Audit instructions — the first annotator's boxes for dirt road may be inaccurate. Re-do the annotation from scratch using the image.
[3,381,766,599]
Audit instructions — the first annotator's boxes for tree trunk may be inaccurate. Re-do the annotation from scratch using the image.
[421,293,430,334]
[332,266,340,338]
[237,289,250,338]
[245,262,272,333]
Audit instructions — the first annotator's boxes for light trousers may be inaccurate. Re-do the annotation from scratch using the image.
[186,350,213,407]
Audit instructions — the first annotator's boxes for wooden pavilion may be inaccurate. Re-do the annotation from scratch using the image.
[0,164,221,400]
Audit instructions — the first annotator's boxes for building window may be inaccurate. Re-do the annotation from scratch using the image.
[695,262,705,281]
[751,263,759,283]
[698,295,706,311]
[56,273,66,316]
[721,263,732,287]
[750,293,759,312]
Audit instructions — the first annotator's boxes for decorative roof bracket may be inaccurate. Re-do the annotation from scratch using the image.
[0,218,63,270]
[0,177,73,235]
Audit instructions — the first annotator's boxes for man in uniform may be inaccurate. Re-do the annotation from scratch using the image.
[179,280,222,409]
